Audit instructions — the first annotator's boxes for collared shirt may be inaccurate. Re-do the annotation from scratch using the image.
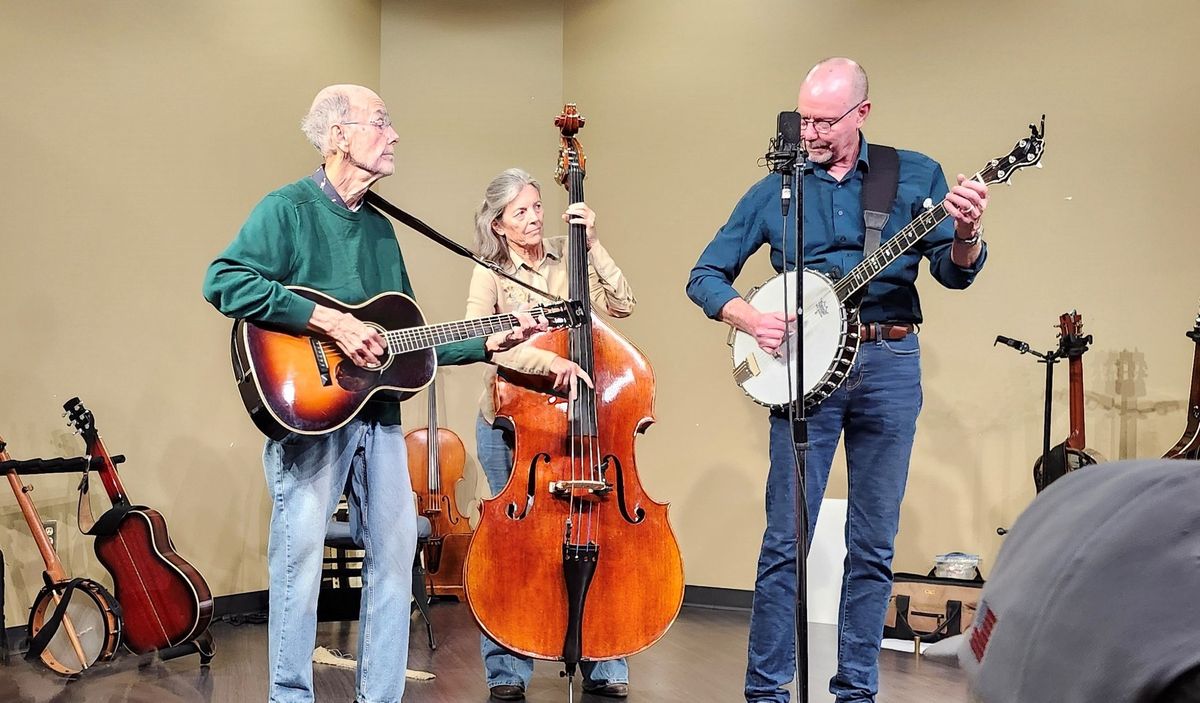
[465,235,636,422]
[686,132,986,325]
[310,165,356,211]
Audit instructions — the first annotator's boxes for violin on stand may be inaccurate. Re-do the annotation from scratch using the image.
[464,104,684,693]
[1163,300,1200,459]
[405,378,473,599]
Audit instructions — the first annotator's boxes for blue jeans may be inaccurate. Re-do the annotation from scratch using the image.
[263,421,416,703]
[745,334,923,703]
[475,414,629,689]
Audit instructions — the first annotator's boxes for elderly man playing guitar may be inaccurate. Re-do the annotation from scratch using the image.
[203,84,540,703]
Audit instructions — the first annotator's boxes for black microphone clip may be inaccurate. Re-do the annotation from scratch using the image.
[994,335,1030,353]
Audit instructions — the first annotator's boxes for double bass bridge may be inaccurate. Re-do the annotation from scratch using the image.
[548,478,611,501]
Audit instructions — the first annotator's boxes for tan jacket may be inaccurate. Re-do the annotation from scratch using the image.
[464,236,635,422]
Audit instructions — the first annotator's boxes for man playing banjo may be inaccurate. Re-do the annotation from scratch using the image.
[685,57,989,703]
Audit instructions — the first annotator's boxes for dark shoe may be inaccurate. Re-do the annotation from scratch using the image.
[489,684,526,700]
[582,682,629,698]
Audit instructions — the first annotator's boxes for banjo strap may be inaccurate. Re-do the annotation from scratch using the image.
[862,144,900,257]
[25,576,89,661]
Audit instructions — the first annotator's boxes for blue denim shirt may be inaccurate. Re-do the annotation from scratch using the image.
[686,133,986,324]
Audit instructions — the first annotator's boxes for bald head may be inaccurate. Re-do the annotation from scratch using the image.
[799,57,869,108]
[300,84,381,156]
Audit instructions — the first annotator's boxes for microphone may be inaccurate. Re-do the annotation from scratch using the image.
[773,111,802,216]
[994,335,1030,353]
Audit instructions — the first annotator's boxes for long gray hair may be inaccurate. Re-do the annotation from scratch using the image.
[474,168,541,268]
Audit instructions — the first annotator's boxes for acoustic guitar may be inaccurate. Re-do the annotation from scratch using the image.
[64,398,214,653]
[1163,301,1200,459]
[1033,311,1102,492]
[230,287,583,440]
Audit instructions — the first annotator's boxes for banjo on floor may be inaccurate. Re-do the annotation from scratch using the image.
[731,119,1046,408]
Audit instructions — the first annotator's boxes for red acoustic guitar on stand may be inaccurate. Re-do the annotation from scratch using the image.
[1164,301,1200,459]
[64,398,214,654]
[1032,312,1102,492]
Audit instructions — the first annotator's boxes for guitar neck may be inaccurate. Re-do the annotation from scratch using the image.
[1066,354,1087,450]
[832,194,955,302]
[85,434,130,507]
[384,309,543,355]
[1183,324,1200,426]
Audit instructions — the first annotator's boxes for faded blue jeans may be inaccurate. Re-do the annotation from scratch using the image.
[263,421,416,703]
[475,414,629,690]
[746,334,923,703]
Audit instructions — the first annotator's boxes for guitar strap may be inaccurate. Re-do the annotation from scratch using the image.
[75,469,137,536]
[862,144,900,257]
[364,191,562,304]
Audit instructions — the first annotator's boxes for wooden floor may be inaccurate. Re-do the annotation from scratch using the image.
[0,602,969,702]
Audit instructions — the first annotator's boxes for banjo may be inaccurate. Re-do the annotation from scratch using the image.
[731,119,1046,408]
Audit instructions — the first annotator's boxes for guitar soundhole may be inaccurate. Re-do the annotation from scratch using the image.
[335,353,388,391]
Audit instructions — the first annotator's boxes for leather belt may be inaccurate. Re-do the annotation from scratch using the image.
[858,322,915,342]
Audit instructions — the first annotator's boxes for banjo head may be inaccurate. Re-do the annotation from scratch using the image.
[732,270,853,408]
[28,580,121,675]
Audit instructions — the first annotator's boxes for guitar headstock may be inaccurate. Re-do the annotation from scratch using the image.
[540,300,587,331]
[977,116,1046,186]
[1056,310,1092,357]
[1188,298,1200,342]
[63,396,98,443]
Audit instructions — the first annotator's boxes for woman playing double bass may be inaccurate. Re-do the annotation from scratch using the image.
[464,167,636,700]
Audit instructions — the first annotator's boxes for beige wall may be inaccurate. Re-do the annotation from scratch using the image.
[3,0,1198,629]
[556,0,1200,587]
[0,1,381,627]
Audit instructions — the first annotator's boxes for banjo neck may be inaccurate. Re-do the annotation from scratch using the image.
[830,188,962,303]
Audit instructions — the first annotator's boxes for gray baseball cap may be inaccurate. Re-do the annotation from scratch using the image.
[960,459,1200,702]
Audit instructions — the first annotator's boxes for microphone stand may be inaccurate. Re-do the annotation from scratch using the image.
[994,335,1061,482]
[776,143,810,703]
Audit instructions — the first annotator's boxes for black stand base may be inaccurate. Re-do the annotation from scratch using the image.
[139,630,216,668]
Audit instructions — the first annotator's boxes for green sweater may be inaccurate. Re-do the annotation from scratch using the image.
[203,177,486,423]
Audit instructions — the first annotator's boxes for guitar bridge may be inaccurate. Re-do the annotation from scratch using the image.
[310,338,332,387]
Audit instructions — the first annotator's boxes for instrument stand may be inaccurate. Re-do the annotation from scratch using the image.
[780,150,811,703]
[1,546,8,665]
[137,630,216,669]
[993,336,1062,478]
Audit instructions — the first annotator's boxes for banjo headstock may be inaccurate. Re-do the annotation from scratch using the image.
[977,116,1046,186]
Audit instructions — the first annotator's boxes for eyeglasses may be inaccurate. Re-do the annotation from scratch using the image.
[798,100,865,135]
[339,117,392,131]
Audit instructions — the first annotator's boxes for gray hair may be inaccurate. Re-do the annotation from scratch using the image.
[300,90,352,155]
[474,168,541,267]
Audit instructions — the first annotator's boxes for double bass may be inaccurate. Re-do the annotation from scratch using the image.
[464,105,684,680]
[405,378,473,599]
[1033,311,1101,491]
[1163,301,1200,459]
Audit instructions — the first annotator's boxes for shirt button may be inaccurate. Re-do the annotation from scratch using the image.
[837,209,844,216]
[838,235,846,242]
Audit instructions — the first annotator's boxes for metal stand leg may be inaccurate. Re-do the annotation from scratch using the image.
[411,550,436,650]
